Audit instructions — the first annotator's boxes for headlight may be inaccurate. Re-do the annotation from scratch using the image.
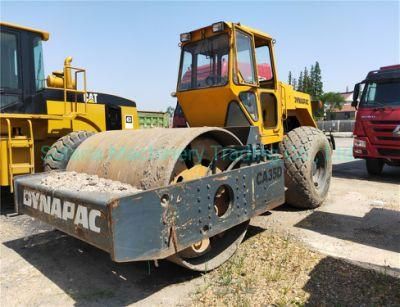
[180,33,191,42]
[354,138,366,148]
[212,22,225,32]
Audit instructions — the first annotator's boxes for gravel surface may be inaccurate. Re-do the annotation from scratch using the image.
[193,229,400,306]
[40,171,142,194]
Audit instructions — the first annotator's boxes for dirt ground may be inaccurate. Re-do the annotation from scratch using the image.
[1,138,399,306]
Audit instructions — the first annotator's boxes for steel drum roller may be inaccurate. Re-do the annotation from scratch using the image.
[67,127,248,271]
[67,127,240,189]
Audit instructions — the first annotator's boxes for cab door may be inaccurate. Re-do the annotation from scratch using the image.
[0,28,23,112]
[231,25,262,130]
[253,39,283,145]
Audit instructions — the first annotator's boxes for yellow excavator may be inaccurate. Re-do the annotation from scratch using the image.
[0,22,139,199]
[14,22,333,271]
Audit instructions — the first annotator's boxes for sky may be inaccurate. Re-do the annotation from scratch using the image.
[1,1,399,111]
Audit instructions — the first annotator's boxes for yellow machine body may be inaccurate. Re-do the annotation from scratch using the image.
[10,21,332,271]
[0,22,139,190]
[176,22,316,145]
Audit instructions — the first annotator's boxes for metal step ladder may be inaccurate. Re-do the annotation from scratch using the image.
[5,119,35,193]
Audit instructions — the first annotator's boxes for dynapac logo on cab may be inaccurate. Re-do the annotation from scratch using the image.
[23,189,102,233]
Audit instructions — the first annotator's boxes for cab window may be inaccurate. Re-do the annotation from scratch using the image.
[235,30,256,84]
[1,31,20,91]
[178,34,229,90]
[255,45,273,82]
[33,36,45,91]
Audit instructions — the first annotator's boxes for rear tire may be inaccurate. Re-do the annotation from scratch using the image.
[366,158,384,175]
[44,131,94,171]
[279,126,332,209]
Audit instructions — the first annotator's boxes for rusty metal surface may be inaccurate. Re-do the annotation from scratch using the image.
[66,128,241,190]
[14,172,115,252]
[15,158,284,263]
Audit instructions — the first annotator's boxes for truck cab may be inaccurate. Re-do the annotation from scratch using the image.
[352,65,400,175]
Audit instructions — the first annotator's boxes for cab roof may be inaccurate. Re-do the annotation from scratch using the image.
[185,21,273,40]
[0,21,49,41]
[234,23,273,40]
[366,65,400,82]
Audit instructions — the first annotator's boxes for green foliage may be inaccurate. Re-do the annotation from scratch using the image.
[291,61,323,99]
[292,77,297,90]
[320,92,345,115]
[166,106,175,117]
[313,62,323,98]
[298,71,303,92]
[303,67,310,94]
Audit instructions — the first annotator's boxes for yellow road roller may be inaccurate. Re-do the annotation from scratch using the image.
[14,22,333,271]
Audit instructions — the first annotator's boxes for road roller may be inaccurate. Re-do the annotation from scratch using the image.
[14,22,333,271]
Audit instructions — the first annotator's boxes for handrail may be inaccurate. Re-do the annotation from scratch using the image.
[5,118,14,191]
[281,85,287,120]
[27,119,35,174]
[0,113,74,120]
[3,118,35,193]
[63,65,88,115]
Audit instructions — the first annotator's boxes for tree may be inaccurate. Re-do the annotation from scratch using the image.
[166,106,175,117]
[313,61,323,98]
[303,67,310,94]
[290,61,323,97]
[297,71,304,91]
[292,77,297,90]
[288,71,292,85]
[310,64,316,97]
[320,92,345,118]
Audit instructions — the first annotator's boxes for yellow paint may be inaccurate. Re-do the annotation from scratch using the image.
[0,22,139,189]
[46,100,106,134]
[0,21,49,40]
[177,22,317,146]
[121,106,140,130]
[0,100,139,188]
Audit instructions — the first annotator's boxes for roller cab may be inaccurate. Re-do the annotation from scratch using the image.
[176,22,317,146]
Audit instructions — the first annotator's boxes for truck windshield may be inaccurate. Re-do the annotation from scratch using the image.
[360,80,400,107]
[178,34,229,91]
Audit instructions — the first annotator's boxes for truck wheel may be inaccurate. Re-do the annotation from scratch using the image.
[279,126,332,209]
[366,158,384,175]
[44,131,94,171]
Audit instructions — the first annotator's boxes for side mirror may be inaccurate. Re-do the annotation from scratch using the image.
[170,91,177,98]
[352,83,360,108]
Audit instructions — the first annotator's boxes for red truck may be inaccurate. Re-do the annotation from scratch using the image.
[352,65,400,175]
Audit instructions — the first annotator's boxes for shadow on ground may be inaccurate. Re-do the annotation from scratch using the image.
[3,224,267,306]
[1,188,15,215]
[4,230,200,306]
[295,208,400,253]
[333,160,400,184]
[303,256,400,306]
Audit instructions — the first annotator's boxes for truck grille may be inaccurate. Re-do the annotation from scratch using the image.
[377,148,400,157]
[371,120,400,125]
[377,136,399,141]
[365,119,400,147]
